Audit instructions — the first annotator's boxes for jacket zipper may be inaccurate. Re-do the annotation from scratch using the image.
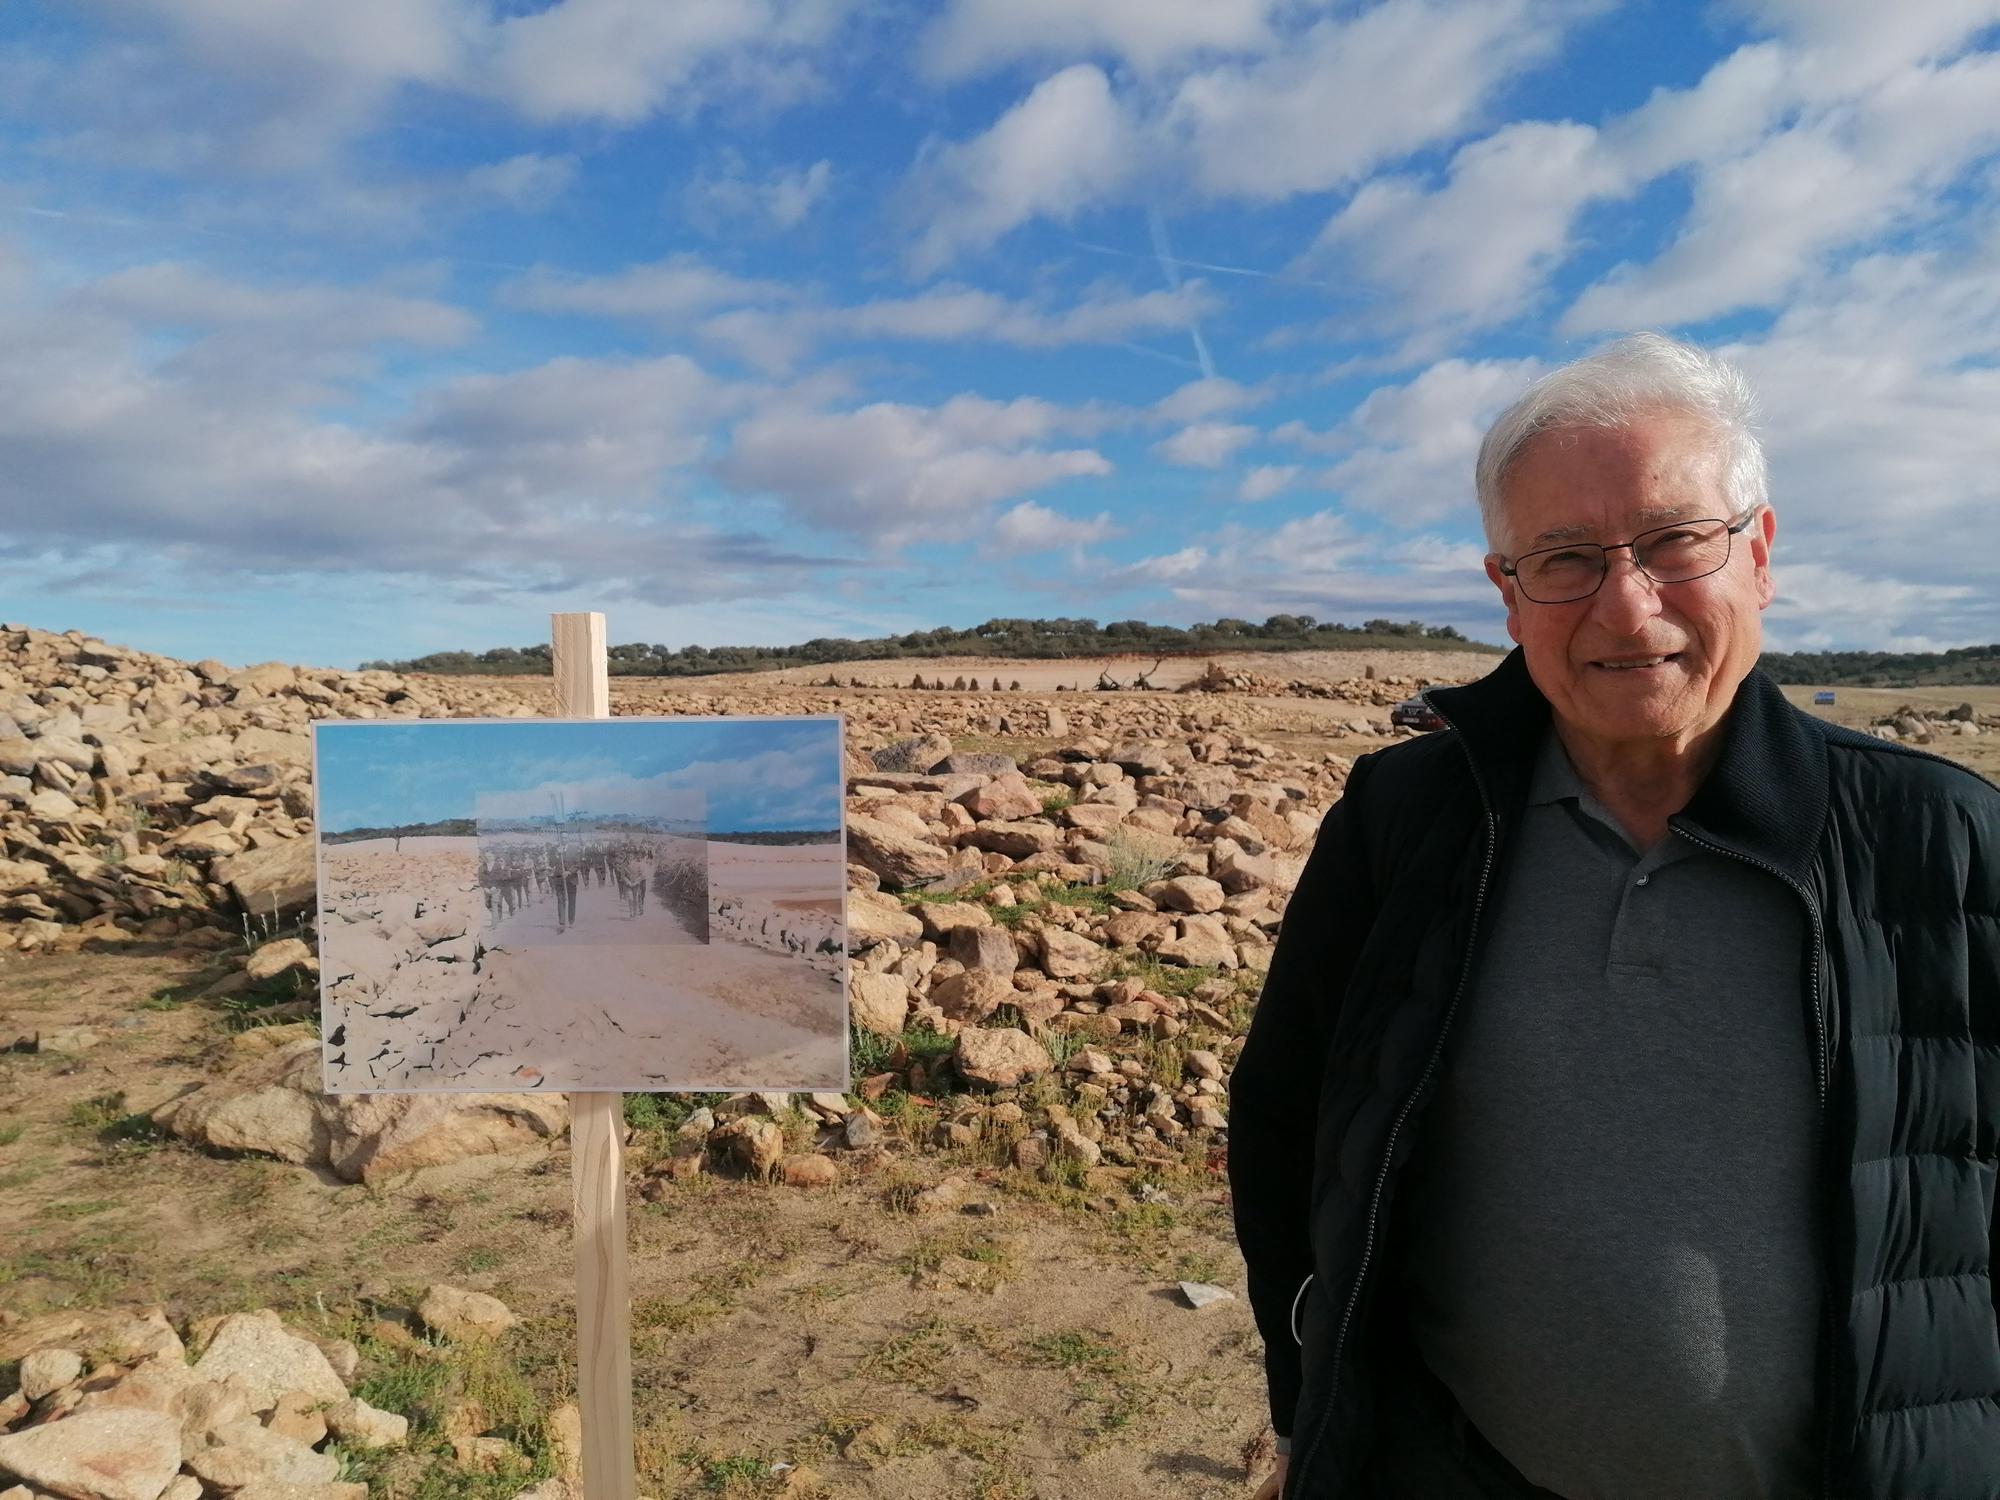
[1288,710,1499,1496]
[1666,822,1834,1500]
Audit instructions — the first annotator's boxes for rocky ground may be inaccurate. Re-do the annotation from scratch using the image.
[2,623,1994,1499]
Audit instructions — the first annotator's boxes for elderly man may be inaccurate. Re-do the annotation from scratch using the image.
[1232,333,1999,1500]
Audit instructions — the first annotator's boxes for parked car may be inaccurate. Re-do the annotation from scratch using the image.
[1390,694,1447,733]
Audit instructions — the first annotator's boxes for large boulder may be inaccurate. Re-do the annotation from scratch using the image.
[1156,875,1226,914]
[845,891,923,947]
[417,1285,518,1343]
[1035,926,1108,980]
[930,970,1014,1023]
[845,815,950,889]
[956,773,1041,822]
[947,925,1018,976]
[871,733,952,774]
[952,1028,1050,1088]
[151,1034,569,1184]
[0,1409,183,1500]
[848,972,911,1037]
[211,840,317,923]
[190,1311,349,1413]
[1155,914,1240,970]
[961,820,1060,858]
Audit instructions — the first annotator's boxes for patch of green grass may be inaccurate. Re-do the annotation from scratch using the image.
[1019,1329,1155,1444]
[339,1325,558,1500]
[1038,882,1118,916]
[623,1091,729,1135]
[695,1452,766,1492]
[1038,786,1075,814]
[1109,956,1259,1001]
[66,1092,129,1131]
[456,1246,504,1275]
[900,879,994,907]
[39,1199,117,1220]
[898,1022,956,1070]
[858,1316,956,1384]
[1025,1329,1124,1375]
[848,1023,895,1078]
[1175,1250,1226,1284]
[0,1123,24,1147]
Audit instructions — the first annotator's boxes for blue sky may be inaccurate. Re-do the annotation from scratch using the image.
[315,716,843,833]
[2,1,1996,664]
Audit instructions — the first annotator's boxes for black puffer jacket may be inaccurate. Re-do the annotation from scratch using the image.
[1229,650,2000,1499]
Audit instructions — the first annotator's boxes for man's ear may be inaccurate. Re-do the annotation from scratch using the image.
[1750,504,1777,610]
[1485,554,1523,644]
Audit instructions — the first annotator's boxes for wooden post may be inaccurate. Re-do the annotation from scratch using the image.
[551,612,636,1500]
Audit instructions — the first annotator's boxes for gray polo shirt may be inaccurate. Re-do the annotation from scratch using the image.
[1400,729,1821,1499]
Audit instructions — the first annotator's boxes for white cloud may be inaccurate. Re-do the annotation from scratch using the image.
[502,255,796,329]
[6,0,857,178]
[985,500,1121,555]
[1154,375,1266,423]
[465,153,579,212]
[1312,120,1620,336]
[1236,464,1299,502]
[906,64,1140,272]
[1565,47,2000,330]
[1167,0,1583,201]
[1318,356,1543,527]
[508,259,1215,373]
[1157,421,1256,467]
[0,247,852,605]
[477,0,850,124]
[1116,511,1500,626]
[920,0,1279,80]
[718,394,1113,546]
[685,155,833,231]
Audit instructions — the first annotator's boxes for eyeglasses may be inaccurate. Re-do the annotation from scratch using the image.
[1498,509,1760,604]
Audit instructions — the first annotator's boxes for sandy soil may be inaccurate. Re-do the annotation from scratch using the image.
[320,836,846,1094]
[0,950,1271,1500]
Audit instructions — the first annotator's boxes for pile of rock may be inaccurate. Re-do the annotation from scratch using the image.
[148,1023,571,1183]
[1866,703,1994,744]
[0,624,1412,953]
[0,1304,407,1500]
[1177,661,1420,704]
[0,625,536,952]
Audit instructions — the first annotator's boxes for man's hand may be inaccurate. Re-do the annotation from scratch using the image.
[1252,1454,1288,1499]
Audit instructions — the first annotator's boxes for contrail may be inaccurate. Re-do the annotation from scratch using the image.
[1074,235,1329,289]
[1148,207,1215,381]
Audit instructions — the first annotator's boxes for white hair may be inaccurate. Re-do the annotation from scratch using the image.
[1475,332,1768,552]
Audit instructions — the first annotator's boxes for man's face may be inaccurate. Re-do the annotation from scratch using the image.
[1484,411,1777,749]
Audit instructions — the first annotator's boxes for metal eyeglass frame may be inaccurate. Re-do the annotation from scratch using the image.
[1496,507,1762,604]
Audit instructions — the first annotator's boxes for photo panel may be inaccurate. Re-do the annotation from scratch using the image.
[311,716,847,1094]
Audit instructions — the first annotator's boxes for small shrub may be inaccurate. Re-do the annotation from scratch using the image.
[1104,831,1176,892]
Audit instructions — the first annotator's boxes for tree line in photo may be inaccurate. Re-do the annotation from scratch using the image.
[359,615,1491,678]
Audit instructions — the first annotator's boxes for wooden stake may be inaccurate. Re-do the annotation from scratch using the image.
[551,611,636,1500]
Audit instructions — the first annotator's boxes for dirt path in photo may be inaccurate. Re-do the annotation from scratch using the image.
[463,874,845,1092]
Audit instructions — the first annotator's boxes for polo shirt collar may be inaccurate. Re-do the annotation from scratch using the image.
[1426,647,1830,884]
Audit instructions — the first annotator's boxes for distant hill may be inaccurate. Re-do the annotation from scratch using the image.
[1759,644,2000,687]
[362,615,1501,678]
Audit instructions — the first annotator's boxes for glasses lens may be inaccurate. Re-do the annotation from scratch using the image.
[1635,519,1731,582]
[1517,546,1604,603]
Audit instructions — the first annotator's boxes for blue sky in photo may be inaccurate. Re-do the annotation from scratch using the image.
[315,716,843,833]
[2,2,1996,662]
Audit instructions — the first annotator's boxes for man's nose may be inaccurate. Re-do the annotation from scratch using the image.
[1588,547,1663,631]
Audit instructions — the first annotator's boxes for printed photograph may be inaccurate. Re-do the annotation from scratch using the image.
[311,717,846,1093]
